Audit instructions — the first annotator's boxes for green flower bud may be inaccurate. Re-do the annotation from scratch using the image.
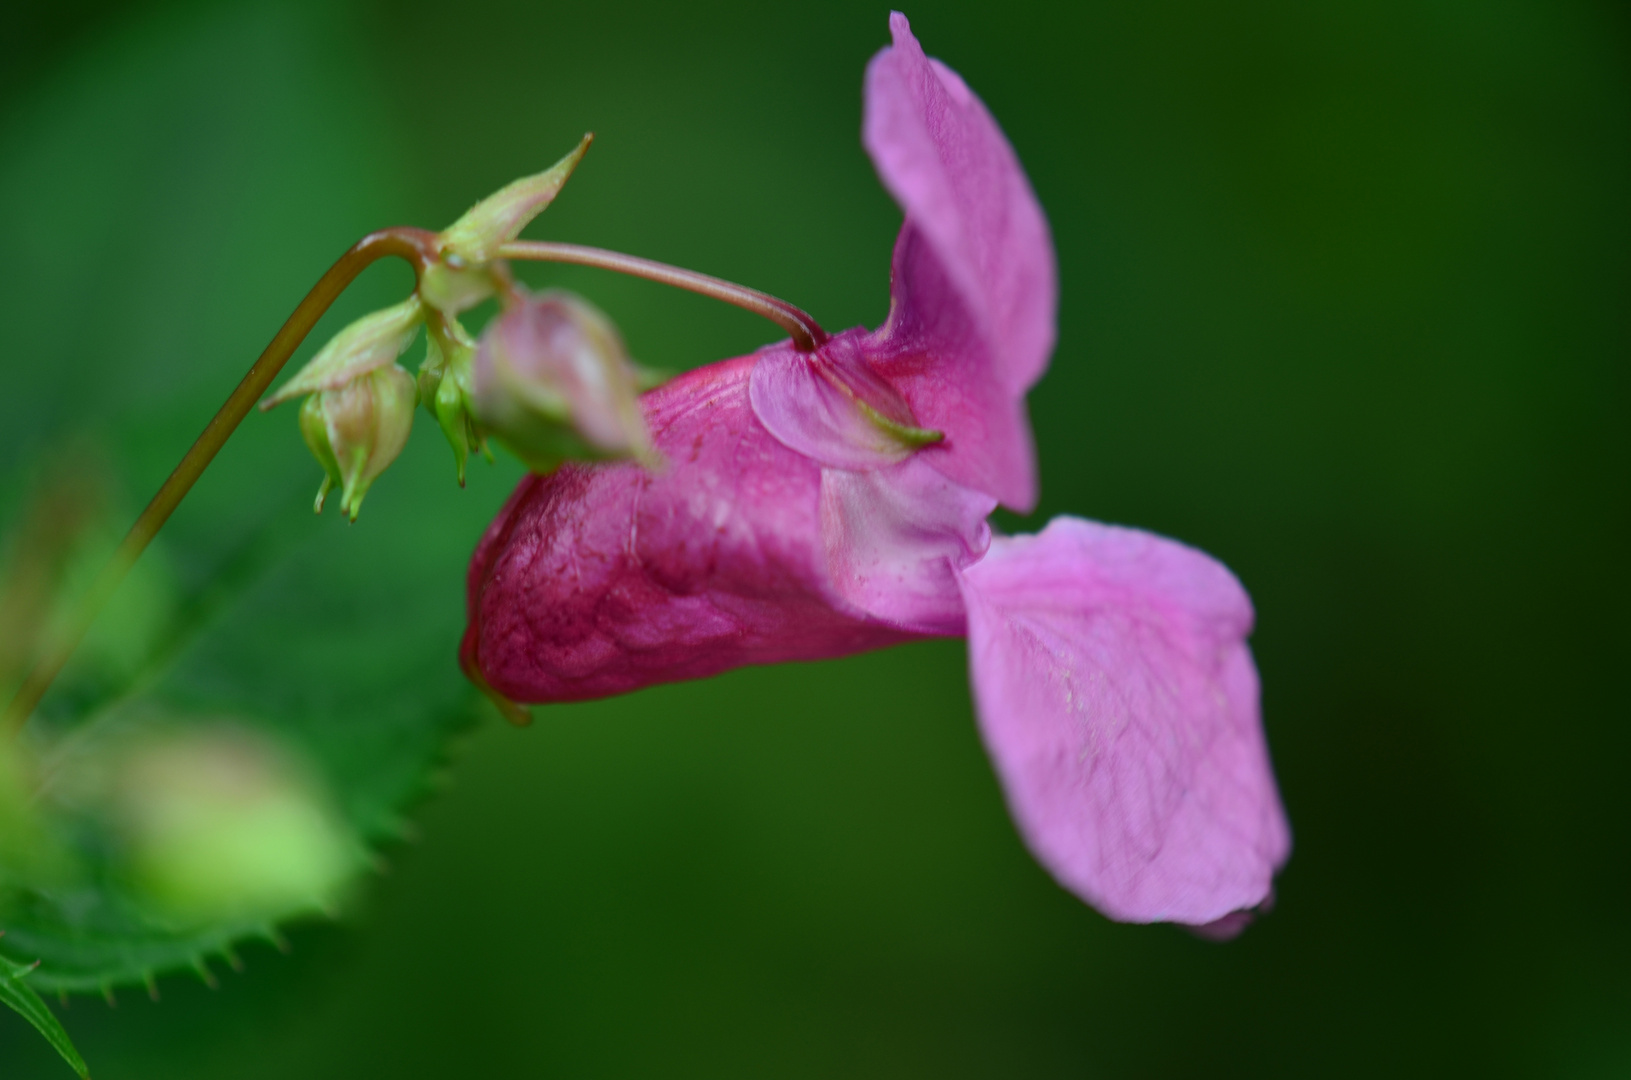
[299,365,417,521]
[417,323,488,486]
[438,135,591,265]
[471,289,656,473]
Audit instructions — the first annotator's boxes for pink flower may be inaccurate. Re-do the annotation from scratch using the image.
[461,13,1289,932]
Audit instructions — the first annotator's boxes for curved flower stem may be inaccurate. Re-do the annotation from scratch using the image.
[2,227,438,735]
[497,241,829,352]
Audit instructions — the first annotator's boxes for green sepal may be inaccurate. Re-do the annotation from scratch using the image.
[434,374,473,486]
[298,394,344,513]
[438,135,592,264]
[262,297,424,409]
[856,401,944,449]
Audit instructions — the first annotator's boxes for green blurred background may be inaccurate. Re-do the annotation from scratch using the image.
[2,0,1628,1074]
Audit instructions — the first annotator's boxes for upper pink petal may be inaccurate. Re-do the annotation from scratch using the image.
[463,356,925,703]
[864,226,1039,510]
[861,12,1056,511]
[957,517,1290,926]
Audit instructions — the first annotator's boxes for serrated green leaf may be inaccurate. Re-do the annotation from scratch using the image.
[0,4,518,1003]
[0,949,88,1078]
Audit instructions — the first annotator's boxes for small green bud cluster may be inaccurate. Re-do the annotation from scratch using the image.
[260,135,657,519]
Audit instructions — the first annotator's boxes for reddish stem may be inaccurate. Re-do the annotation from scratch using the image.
[2,228,436,734]
[497,240,828,352]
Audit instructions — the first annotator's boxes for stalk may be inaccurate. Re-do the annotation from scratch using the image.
[498,241,827,352]
[2,228,436,734]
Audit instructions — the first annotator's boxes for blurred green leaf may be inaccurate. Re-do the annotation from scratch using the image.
[0,949,87,1078]
[0,0,503,1005]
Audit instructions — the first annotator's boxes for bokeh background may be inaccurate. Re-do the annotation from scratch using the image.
[2,0,1628,1075]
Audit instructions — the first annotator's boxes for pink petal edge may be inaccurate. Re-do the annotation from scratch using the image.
[957,517,1290,925]
[860,12,1056,511]
[865,13,1056,394]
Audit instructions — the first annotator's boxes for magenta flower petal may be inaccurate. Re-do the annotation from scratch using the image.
[864,229,1039,511]
[957,517,1290,925]
[821,454,995,634]
[748,330,931,472]
[862,12,1056,511]
[462,357,920,703]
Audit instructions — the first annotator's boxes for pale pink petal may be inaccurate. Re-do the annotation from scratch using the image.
[820,455,996,635]
[748,329,931,472]
[957,517,1290,925]
[862,12,1056,511]
[462,356,925,703]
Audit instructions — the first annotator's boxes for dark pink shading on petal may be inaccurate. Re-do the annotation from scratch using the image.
[462,357,922,704]
[862,12,1056,511]
[957,517,1290,925]
[1188,888,1275,942]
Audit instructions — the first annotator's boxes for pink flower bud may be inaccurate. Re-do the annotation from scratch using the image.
[471,289,655,472]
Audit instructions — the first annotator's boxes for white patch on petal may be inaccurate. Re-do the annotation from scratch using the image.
[819,456,994,634]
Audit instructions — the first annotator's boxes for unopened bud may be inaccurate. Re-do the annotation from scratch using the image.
[471,289,655,473]
[299,365,417,520]
[417,324,487,485]
[438,135,592,266]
